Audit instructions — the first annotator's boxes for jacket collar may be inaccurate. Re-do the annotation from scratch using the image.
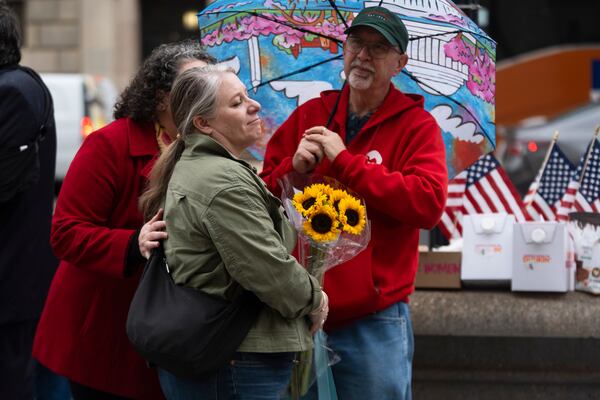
[127,119,159,157]
[321,83,425,134]
[183,133,256,172]
[0,64,19,73]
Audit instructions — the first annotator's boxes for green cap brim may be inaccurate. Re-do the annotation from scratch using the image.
[345,22,405,53]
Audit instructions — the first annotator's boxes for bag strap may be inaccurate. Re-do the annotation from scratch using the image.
[155,242,170,273]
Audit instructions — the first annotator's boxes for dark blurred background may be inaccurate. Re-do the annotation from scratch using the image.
[454,0,600,60]
[137,0,600,60]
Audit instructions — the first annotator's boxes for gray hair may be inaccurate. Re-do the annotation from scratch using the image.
[170,64,235,140]
[140,64,236,219]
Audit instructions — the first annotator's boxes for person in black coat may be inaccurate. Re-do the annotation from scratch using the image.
[0,1,60,398]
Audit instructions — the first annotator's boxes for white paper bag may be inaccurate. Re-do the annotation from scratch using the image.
[512,222,570,292]
[461,213,515,285]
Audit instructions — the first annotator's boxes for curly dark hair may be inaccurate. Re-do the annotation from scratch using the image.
[0,0,22,67]
[113,39,216,123]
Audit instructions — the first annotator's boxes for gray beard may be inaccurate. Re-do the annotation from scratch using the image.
[347,70,373,90]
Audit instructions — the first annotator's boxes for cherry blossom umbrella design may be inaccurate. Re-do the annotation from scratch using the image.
[198,0,496,178]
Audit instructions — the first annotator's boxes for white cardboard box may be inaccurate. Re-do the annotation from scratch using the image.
[461,213,515,285]
[512,222,570,292]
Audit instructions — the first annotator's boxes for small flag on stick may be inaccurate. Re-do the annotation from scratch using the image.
[438,153,527,240]
[556,126,600,221]
[523,133,575,221]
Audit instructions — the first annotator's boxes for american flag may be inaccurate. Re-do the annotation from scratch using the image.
[556,139,600,221]
[438,170,467,239]
[523,143,575,221]
[438,153,527,239]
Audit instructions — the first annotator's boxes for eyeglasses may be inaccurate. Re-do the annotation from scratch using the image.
[344,36,401,59]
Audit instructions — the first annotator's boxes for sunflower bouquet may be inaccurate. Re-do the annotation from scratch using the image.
[279,173,371,283]
[280,173,370,399]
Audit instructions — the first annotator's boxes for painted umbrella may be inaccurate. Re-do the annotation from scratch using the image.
[198,0,496,178]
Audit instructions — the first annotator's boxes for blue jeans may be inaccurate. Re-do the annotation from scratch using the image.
[301,301,413,400]
[158,352,295,399]
[34,361,71,400]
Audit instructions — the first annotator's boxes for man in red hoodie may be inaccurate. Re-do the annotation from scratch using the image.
[260,6,448,399]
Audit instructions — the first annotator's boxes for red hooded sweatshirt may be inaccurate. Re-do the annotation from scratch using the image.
[261,84,448,329]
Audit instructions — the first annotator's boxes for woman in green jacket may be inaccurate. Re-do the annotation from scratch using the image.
[139,65,328,399]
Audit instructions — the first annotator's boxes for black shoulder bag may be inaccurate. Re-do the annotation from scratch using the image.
[126,244,262,379]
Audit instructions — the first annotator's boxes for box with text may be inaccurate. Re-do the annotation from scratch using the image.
[416,251,461,289]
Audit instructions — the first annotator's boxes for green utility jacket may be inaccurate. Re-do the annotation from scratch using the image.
[163,134,323,353]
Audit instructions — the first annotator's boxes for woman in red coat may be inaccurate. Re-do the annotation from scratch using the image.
[32,41,215,400]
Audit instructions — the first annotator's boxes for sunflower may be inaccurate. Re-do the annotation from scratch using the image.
[329,189,349,212]
[303,204,340,242]
[293,186,326,216]
[338,196,367,235]
[315,183,339,200]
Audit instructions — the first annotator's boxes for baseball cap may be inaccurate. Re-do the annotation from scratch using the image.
[345,7,409,53]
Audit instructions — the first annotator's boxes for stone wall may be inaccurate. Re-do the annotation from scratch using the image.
[21,0,80,72]
[411,290,600,399]
[20,0,140,90]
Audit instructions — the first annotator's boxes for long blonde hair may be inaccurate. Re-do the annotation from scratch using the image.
[139,64,235,219]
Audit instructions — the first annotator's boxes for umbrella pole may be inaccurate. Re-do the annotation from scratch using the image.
[326,81,346,129]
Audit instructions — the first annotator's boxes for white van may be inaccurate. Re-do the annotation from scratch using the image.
[40,73,117,186]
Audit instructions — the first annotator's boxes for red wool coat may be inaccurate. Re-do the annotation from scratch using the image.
[33,118,164,399]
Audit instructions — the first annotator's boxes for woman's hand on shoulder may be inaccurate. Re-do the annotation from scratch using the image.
[139,209,168,259]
